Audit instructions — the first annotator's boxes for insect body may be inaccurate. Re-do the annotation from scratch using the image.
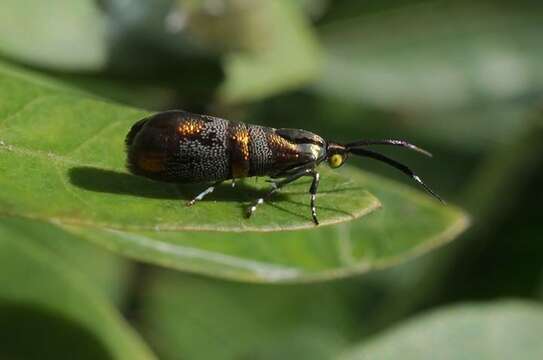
[126,110,441,225]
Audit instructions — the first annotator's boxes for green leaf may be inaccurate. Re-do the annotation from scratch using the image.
[0,60,467,282]
[0,218,156,360]
[0,0,320,103]
[65,171,467,282]
[218,0,321,103]
[139,271,352,360]
[0,60,377,231]
[319,3,543,110]
[338,301,543,360]
[0,0,108,71]
[1,217,133,305]
[316,3,543,150]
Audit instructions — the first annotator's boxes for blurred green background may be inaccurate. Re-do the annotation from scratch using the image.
[0,0,542,359]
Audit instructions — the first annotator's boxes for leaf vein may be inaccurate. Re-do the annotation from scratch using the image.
[336,223,356,266]
[104,229,302,281]
[54,162,93,209]
[0,94,59,129]
[68,120,122,156]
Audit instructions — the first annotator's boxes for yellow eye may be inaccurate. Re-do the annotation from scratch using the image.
[328,154,344,168]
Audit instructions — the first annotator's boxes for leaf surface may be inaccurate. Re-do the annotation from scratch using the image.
[0,61,468,282]
[219,0,321,103]
[316,3,543,150]
[0,0,107,71]
[0,218,156,360]
[139,271,352,360]
[0,60,377,231]
[339,301,543,360]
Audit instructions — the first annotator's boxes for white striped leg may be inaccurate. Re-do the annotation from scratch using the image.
[309,171,320,225]
[186,181,222,206]
[246,182,278,218]
[246,168,314,218]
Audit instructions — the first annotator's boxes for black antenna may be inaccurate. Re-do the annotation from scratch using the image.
[349,147,444,203]
[346,139,433,157]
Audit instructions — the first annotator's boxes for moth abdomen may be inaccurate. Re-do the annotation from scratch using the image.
[126,110,231,183]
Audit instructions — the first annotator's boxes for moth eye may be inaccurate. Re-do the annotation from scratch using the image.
[328,154,344,168]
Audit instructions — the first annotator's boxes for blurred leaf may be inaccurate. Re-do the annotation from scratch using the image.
[48,72,180,111]
[0,219,155,360]
[316,2,543,150]
[0,0,108,71]
[219,0,322,103]
[0,0,319,105]
[138,249,472,360]
[432,113,543,300]
[0,217,132,305]
[139,271,351,360]
[98,0,225,106]
[0,57,184,110]
[338,301,543,360]
[319,2,543,109]
[463,112,543,222]
[293,0,330,20]
[0,60,467,282]
[137,248,479,360]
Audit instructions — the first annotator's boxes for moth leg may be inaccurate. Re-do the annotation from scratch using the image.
[309,171,320,225]
[186,181,223,207]
[246,168,313,218]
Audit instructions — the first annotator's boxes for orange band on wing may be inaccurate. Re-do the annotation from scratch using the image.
[177,119,204,137]
[137,152,166,173]
[230,125,250,178]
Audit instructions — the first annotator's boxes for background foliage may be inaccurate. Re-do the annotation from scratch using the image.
[0,0,542,359]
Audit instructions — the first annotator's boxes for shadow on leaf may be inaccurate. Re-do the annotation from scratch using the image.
[0,302,113,360]
[68,166,289,203]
